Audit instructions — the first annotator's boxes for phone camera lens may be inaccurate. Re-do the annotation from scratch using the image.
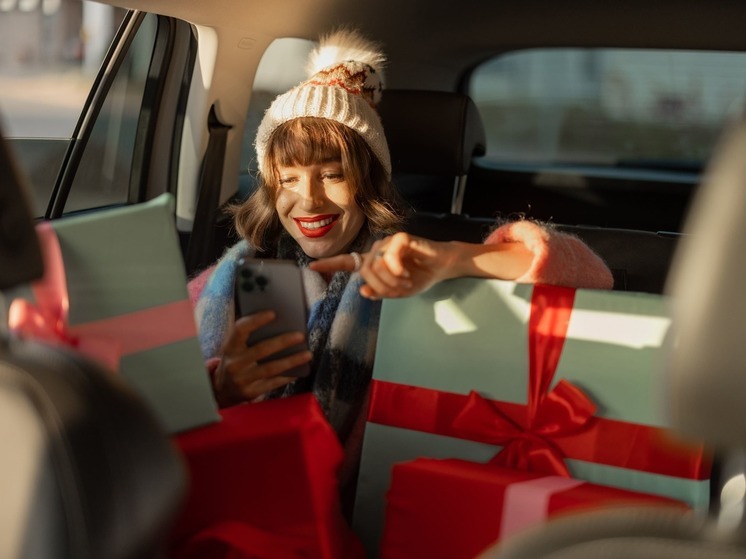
[255,275,269,291]
[241,280,254,292]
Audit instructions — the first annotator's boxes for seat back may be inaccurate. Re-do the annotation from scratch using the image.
[0,339,187,559]
[665,113,746,449]
[378,89,486,214]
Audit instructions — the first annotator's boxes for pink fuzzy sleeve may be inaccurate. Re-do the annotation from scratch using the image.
[485,221,614,289]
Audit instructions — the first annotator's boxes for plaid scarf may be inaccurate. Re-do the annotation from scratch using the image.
[193,231,381,442]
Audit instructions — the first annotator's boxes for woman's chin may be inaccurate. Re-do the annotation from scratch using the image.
[298,240,342,260]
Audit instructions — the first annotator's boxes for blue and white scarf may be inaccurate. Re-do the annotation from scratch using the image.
[193,232,381,442]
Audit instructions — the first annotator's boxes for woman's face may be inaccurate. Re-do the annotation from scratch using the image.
[274,159,365,259]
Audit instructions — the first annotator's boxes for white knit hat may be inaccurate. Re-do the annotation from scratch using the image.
[255,29,391,178]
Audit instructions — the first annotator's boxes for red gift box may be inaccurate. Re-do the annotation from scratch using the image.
[380,458,690,559]
[168,394,364,559]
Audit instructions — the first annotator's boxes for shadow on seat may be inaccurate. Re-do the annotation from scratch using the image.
[476,114,746,558]
[0,120,186,558]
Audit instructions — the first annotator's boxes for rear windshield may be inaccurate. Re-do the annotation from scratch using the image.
[468,49,746,174]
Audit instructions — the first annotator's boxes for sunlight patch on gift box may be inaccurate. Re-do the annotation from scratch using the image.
[565,309,671,349]
[434,299,477,334]
[488,280,531,322]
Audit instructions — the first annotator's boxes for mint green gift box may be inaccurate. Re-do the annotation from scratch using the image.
[353,279,711,557]
[18,194,220,434]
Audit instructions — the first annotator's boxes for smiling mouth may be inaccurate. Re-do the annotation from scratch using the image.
[294,215,339,237]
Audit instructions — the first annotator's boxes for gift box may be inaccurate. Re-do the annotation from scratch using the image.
[168,393,365,559]
[380,458,690,559]
[353,280,711,556]
[6,194,220,433]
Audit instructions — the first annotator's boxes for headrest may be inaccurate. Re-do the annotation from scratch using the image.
[0,337,186,558]
[0,119,43,290]
[378,89,486,177]
[665,113,746,449]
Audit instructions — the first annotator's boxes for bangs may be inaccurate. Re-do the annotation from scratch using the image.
[268,118,347,168]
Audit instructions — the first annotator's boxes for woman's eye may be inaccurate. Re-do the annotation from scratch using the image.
[278,177,296,187]
[322,173,344,181]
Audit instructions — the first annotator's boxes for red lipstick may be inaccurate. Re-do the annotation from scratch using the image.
[294,215,339,238]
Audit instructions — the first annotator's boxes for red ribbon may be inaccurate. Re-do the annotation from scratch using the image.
[368,284,710,480]
[174,520,318,559]
[451,285,594,476]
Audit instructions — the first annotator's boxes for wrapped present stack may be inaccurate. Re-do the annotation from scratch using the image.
[353,279,711,559]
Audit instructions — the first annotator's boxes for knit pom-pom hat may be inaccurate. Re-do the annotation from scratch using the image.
[254,28,391,178]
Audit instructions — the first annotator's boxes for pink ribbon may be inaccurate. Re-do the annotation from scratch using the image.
[499,476,584,539]
[8,222,197,372]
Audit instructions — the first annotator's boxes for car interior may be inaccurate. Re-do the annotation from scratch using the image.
[4,0,746,556]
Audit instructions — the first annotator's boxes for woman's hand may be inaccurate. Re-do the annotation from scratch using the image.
[213,310,313,406]
[310,232,457,299]
[310,231,535,300]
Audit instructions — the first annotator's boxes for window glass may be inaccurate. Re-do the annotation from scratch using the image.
[239,37,314,198]
[65,13,156,213]
[469,49,746,171]
[0,0,126,215]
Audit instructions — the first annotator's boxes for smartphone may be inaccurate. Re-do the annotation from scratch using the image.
[234,258,310,378]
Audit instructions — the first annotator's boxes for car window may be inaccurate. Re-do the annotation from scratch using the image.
[0,1,127,216]
[64,13,157,214]
[468,49,746,174]
[239,37,314,198]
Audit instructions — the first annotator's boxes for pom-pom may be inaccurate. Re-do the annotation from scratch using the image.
[306,28,386,78]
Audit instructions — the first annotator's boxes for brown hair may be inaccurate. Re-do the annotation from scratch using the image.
[230,117,408,251]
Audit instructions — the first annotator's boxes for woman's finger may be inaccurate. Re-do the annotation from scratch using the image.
[219,345,312,401]
[309,253,357,273]
[222,311,276,354]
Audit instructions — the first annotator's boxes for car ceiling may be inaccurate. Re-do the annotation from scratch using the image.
[93,0,746,90]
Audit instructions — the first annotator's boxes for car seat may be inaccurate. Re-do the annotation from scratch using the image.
[476,113,746,558]
[377,89,487,217]
[0,123,186,559]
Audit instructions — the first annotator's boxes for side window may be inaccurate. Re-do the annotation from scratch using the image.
[64,14,157,214]
[0,1,126,216]
[239,38,313,198]
[468,49,746,173]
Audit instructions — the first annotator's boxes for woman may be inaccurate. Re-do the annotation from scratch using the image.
[188,28,613,445]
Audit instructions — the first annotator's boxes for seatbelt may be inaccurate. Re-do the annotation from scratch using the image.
[185,105,232,275]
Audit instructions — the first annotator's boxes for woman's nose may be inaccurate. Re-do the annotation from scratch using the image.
[298,176,325,209]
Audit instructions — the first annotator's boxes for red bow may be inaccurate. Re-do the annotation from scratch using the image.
[453,285,596,476]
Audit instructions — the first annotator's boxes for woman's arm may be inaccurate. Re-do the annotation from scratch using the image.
[310,221,613,299]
